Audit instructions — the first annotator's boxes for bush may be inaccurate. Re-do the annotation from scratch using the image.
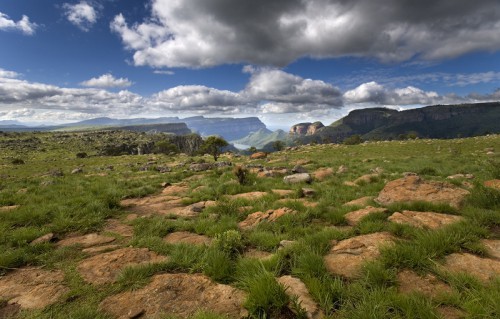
[76,152,88,158]
[211,230,244,257]
[233,165,249,185]
[11,158,25,165]
[343,135,363,145]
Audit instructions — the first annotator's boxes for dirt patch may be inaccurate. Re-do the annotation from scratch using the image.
[312,168,334,181]
[388,211,463,229]
[375,175,470,209]
[0,268,68,310]
[57,233,115,248]
[104,219,134,237]
[397,269,453,299]
[436,306,466,319]
[442,253,500,283]
[344,206,387,226]
[77,248,168,285]
[99,273,247,318]
[0,300,20,318]
[277,276,324,319]
[244,249,274,260]
[275,198,318,208]
[484,179,500,190]
[164,231,212,245]
[161,183,190,196]
[82,244,120,255]
[271,189,295,198]
[324,232,395,278]
[227,191,268,201]
[353,173,379,185]
[239,208,297,230]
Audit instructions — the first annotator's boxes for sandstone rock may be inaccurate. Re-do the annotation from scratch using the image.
[279,240,296,249]
[484,179,500,191]
[388,211,463,229]
[481,239,500,260]
[284,173,312,184]
[0,205,19,212]
[447,174,474,180]
[228,191,268,201]
[343,196,374,207]
[354,173,379,185]
[0,268,68,310]
[375,175,470,209]
[337,165,349,174]
[239,208,297,230]
[343,181,359,187]
[271,189,295,198]
[301,188,316,197]
[121,194,190,217]
[164,231,212,246]
[442,253,500,283]
[81,244,120,255]
[104,219,134,237]
[324,232,395,278]
[397,269,453,299]
[244,249,274,260]
[275,198,318,208]
[30,233,55,245]
[57,233,115,248]
[71,168,83,174]
[312,167,334,181]
[99,273,247,318]
[250,152,267,159]
[162,183,190,196]
[277,276,324,319]
[344,206,387,226]
[77,248,168,285]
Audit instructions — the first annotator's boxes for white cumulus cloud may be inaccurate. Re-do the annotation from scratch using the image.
[0,12,38,35]
[63,1,98,31]
[80,73,133,88]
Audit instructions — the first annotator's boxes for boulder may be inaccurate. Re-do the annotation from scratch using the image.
[388,211,463,229]
[239,208,297,230]
[277,276,324,319]
[397,269,453,299]
[0,268,68,310]
[344,206,387,226]
[324,232,395,278]
[99,273,247,318]
[343,196,374,207]
[375,175,470,209]
[57,233,115,248]
[284,173,312,184]
[292,165,308,173]
[442,253,500,283]
[77,248,168,285]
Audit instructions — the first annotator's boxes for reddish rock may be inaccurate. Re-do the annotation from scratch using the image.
[0,268,68,310]
[312,167,334,181]
[344,206,387,226]
[343,196,374,207]
[164,231,212,246]
[57,233,115,248]
[275,198,318,208]
[388,211,463,229]
[239,208,297,230]
[324,232,395,278]
[81,244,120,255]
[442,253,500,283]
[375,175,470,209]
[397,269,453,299]
[77,248,168,285]
[250,152,267,159]
[484,179,500,190]
[277,276,324,319]
[99,273,247,318]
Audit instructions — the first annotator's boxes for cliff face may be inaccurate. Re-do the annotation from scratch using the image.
[289,121,324,136]
[293,102,500,143]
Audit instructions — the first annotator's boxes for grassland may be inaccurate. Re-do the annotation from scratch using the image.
[0,131,499,319]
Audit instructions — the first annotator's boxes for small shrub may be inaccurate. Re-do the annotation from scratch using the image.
[211,230,244,257]
[233,165,249,185]
[343,135,363,145]
[11,158,25,165]
[75,152,88,158]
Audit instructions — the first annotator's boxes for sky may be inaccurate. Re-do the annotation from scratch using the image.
[1,0,500,130]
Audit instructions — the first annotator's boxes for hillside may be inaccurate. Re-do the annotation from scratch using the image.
[231,128,289,149]
[295,102,500,143]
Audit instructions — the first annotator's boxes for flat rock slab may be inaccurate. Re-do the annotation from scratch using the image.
[277,276,324,319]
[353,173,379,185]
[343,196,374,207]
[0,268,68,310]
[161,183,190,196]
[388,211,463,229]
[312,168,334,181]
[484,179,500,190]
[104,219,134,237]
[275,198,318,208]
[324,232,395,278]
[375,175,470,209]
[82,244,120,255]
[57,233,115,248]
[227,191,268,201]
[481,239,500,260]
[271,189,295,198]
[120,195,189,216]
[239,208,297,230]
[77,248,168,285]
[397,269,453,299]
[344,206,387,226]
[164,231,212,245]
[0,205,19,212]
[99,273,247,319]
[442,253,500,283]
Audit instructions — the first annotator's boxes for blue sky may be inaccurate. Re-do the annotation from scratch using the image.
[1,0,499,129]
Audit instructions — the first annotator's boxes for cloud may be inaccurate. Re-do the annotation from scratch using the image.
[153,70,175,75]
[80,73,133,88]
[63,1,98,31]
[0,68,20,79]
[0,12,38,35]
[111,0,500,68]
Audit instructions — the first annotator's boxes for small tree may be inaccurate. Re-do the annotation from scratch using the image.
[154,140,179,154]
[272,140,285,151]
[248,146,257,153]
[343,134,363,145]
[201,136,228,161]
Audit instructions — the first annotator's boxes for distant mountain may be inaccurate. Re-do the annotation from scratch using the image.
[292,102,500,143]
[231,128,289,149]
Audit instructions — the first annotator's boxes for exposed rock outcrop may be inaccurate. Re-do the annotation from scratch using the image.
[289,122,324,136]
